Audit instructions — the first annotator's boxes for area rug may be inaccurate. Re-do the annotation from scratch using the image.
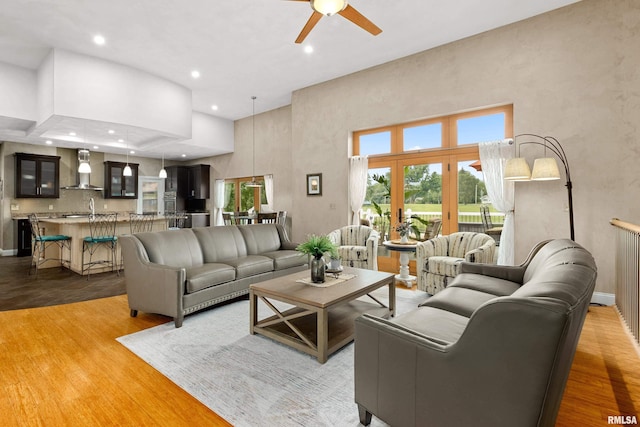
[117,287,427,426]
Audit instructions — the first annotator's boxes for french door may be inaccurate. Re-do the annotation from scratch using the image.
[366,147,480,273]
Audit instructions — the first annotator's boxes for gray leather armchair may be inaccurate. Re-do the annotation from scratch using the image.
[355,239,597,427]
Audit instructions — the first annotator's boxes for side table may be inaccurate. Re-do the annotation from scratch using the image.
[383,240,418,287]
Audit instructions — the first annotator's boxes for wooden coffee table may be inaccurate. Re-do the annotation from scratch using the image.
[250,267,395,363]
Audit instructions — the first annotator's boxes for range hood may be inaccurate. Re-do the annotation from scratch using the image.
[62,149,103,191]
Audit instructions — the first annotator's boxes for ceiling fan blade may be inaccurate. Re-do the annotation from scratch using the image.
[338,4,382,36]
[295,11,323,44]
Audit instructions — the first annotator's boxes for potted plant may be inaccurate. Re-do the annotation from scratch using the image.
[296,234,338,283]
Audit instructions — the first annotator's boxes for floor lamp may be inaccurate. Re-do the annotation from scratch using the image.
[504,134,575,241]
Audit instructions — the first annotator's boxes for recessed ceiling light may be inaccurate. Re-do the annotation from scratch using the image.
[93,145,99,149]
[69,131,76,136]
[108,129,115,134]
[118,138,124,143]
[130,150,135,154]
[93,35,106,46]
[191,70,201,79]
[181,154,186,157]
[211,105,219,111]
[304,45,314,54]
[45,140,52,145]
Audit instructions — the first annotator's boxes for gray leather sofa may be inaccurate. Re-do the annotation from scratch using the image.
[120,224,307,327]
[354,239,597,427]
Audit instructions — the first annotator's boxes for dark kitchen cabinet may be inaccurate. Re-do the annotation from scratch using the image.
[104,161,139,199]
[15,153,60,198]
[187,164,210,199]
[165,166,188,194]
[16,218,32,257]
[164,164,210,199]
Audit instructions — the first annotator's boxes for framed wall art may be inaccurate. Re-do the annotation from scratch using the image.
[306,173,322,196]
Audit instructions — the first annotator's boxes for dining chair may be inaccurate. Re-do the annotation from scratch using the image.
[480,205,502,244]
[223,212,233,225]
[235,211,250,225]
[257,212,278,224]
[28,213,71,276]
[82,213,119,279]
[130,213,155,233]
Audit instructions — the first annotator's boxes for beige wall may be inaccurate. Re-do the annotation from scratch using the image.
[229,0,639,294]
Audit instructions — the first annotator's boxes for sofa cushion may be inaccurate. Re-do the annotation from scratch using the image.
[223,255,274,279]
[392,306,469,345]
[448,273,521,296]
[512,264,598,306]
[135,229,203,268]
[261,249,306,271]
[237,224,283,254]
[192,226,248,262]
[185,263,236,293]
[427,256,464,277]
[419,287,497,318]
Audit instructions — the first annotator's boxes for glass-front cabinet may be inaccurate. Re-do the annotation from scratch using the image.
[15,153,60,198]
[104,161,139,199]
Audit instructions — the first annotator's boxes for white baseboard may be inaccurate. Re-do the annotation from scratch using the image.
[591,292,615,306]
[1,249,17,256]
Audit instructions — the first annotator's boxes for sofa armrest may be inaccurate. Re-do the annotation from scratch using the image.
[120,235,187,323]
[366,230,379,270]
[464,239,496,264]
[459,262,526,283]
[327,229,341,246]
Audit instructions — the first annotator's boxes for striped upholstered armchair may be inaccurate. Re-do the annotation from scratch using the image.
[416,232,496,295]
[327,225,379,271]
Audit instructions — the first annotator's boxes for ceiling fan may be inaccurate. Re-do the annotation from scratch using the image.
[290,0,382,44]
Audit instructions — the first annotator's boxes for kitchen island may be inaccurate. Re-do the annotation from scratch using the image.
[38,215,169,275]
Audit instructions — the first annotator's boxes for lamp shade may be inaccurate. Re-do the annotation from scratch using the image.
[531,157,561,181]
[159,168,167,179]
[311,0,347,15]
[123,164,132,177]
[504,157,532,181]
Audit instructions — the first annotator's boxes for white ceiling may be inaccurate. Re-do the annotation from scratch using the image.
[0,0,581,159]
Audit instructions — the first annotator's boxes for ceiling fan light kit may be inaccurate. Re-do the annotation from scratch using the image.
[292,0,382,44]
[311,0,347,15]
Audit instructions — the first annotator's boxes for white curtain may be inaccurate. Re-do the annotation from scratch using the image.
[214,179,225,226]
[264,174,274,212]
[349,156,369,225]
[479,139,515,265]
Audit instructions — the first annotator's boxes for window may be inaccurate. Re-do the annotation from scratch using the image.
[355,105,512,273]
[223,177,266,213]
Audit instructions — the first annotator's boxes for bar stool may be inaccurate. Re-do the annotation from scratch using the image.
[82,213,119,279]
[28,213,71,276]
[166,211,186,230]
[130,213,155,233]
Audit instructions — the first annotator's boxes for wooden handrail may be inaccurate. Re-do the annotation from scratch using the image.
[610,218,640,234]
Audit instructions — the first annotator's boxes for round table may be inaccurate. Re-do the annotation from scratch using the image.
[383,239,419,287]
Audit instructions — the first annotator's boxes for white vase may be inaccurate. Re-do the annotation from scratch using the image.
[400,234,409,243]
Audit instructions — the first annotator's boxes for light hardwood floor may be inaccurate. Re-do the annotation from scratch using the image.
[1,294,638,426]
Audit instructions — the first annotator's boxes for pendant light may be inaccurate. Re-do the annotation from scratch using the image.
[246,96,262,188]
[78,125,91,173]
[159,152,167,178]
[123,132,132,177]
